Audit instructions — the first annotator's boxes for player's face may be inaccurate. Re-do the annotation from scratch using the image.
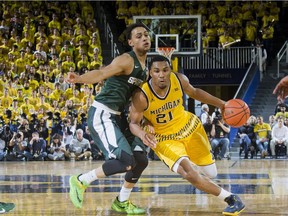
[128,27,151,52]
[150,61,171,90]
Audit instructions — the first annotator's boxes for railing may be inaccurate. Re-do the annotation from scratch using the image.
[179,47,257,69]
[276,40,288,78]
[97,4,265,71]
[96,4,121,59]
[234,52,259,100]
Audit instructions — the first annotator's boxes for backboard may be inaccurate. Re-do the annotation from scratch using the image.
[133,15,202,56]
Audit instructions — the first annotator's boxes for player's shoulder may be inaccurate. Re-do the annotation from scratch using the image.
[113,52,134,65]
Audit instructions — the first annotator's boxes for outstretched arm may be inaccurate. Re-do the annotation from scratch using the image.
[129,89,157,148]
[66,53,133,84]
[273,76,288,101]
[176,73,226,110]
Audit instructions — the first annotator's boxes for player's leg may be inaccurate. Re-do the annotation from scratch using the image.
[185,123,217,178]
[184,124,245,215]
[69,106,135,209]
[176,158,245,215]
[112,150,148,214]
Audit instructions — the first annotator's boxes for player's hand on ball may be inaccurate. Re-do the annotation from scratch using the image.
[143,124,155,134]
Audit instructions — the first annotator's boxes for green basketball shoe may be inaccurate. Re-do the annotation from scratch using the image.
[0,202,15,214]
[111,197,146,215]
[69,175,89,208]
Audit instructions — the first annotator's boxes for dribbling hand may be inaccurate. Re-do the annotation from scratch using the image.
[273,76,288,101]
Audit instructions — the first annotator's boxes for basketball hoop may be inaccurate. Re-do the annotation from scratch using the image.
[156,47,175,62]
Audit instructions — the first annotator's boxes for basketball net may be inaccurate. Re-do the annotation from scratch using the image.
[156,47,175,62]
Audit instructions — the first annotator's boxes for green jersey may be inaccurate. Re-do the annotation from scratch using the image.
[95,51,147,112]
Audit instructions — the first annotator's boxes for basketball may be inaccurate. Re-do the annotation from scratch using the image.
[222,99,250,128]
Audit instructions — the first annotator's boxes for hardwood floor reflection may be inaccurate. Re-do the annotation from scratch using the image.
[1,159,288,215]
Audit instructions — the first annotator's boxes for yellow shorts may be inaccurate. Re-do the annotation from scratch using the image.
[153,123,214,170]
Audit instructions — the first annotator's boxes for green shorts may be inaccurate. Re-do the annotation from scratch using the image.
[87,102,146,160]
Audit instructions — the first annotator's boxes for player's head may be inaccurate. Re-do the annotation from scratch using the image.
[125,23,147,40]
[148,55,171,70]
[125,23,151,51]
[148,55,172,90]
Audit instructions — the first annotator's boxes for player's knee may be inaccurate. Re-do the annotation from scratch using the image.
[199,164,218,179]
[204,169,218,179]
[119,151,136,170]
[102,152,136,176]
[125,152,148,183]
[134,151,149,170]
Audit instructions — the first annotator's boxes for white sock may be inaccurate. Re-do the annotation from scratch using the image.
[218,188,232,201]
[118,186,132,202]
[79,169,98,185]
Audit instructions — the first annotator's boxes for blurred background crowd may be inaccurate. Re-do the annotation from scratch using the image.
[0,1,285,161]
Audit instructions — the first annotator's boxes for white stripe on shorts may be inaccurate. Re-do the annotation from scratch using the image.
[92,104,119,158]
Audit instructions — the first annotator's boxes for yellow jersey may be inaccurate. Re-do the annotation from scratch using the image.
[141,72,200,142]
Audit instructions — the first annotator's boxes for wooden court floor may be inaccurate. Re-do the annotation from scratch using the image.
[1,159,288,216]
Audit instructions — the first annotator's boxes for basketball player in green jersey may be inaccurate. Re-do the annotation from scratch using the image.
[66,23,151,214]
[129,55,245,215]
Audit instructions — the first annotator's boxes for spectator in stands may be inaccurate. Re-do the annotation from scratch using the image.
[62,117,77,148]
[270,117,288,158]
[56,74,70,91]
[210,112,230,160]
[0,125,13,151]
[36,118,49,143]
[18,118,31,140]
[237,119,256,159]
[284,118,288,127]
[48,13,61,33]
[206,20,218,48]
[1,88,13,109]
[255,38,267,75]
[243,15,258,46]
[83,125,103,160]
[62,55,76,73]
[24,131,47,161]
[199,104,210,124]
[261,10,275,66]
[254,115,271,159]
[47,133,66,161]
[69,128,91,160]
[275,103,288,119]
[6,131,27,161]
[203,115,213,141]
[268,115,277,129]
[0,137,5,161]
[218,30,236,49]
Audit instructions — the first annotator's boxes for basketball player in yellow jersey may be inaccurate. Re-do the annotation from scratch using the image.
[129,55,245,216]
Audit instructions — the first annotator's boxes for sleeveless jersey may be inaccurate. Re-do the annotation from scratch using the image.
[141,72,200,142]
[95,51,147,112]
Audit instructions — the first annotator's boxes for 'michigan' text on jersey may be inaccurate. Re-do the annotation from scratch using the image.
[141,72,200,142]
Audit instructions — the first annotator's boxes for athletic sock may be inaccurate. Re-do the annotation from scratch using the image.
[78,169,98,185]
[218,188,232,201]
[118,186,132,202]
